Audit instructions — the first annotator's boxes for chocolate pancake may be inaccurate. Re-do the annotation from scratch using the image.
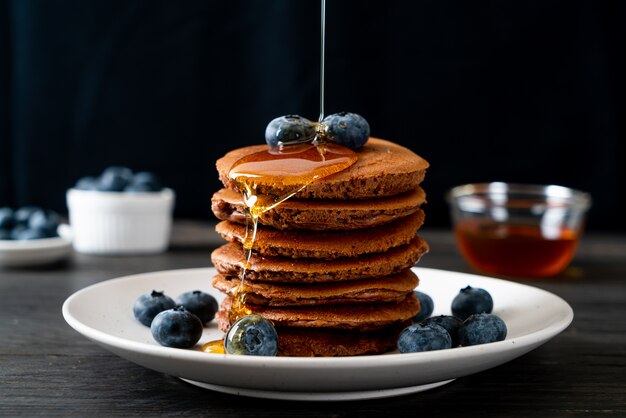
[214,310,406,356]
[215,211,424,259]
[211,235,429,283]
[217,293,418,331]
[212,269,419,306]
[216,138,429,200]
[274,324,408,357]
[212,187,427,231]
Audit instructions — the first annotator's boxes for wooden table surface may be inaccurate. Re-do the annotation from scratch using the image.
[2,222,625,417]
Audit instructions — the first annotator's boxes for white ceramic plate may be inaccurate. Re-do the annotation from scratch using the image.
[62,267,573,401]
[0,225,72,267]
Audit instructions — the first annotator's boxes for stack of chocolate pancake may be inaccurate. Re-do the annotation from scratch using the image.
[210,138,430,356]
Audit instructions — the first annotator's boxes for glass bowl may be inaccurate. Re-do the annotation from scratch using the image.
[446,182,591,278]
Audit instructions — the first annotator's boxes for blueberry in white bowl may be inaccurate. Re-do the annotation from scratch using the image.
[75,167,164,193]
[125,172,162,193]
[74,176,98,191]
[97,166,134,192]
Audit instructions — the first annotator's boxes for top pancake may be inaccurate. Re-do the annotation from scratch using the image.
[216,138,429,199]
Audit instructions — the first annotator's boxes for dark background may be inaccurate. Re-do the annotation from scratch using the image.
[1,0,624,231]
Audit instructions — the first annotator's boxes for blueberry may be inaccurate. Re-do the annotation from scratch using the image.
[133,290,176,327]
[175,290,218,325]
[97,166,134,192]
[0,207,14,229]
[225,314,278,356]
[265,115,315,148]
[451,286,494,320]
[422,315,463,347]
[13,206,40,227]
[322,112,370,149]
[10,225,26,240]
[28,209,60,237]
[397,323,452,353]
[126,171,162,192]
[150,306,203,348]
[75,176,98,190]
[459,313,507,346]
[12,227,48,240]
[0,228,12,240]
[124,183,154,193]
[412,290,434,323]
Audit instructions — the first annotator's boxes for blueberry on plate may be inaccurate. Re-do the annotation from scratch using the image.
[397,323,452,353]
[125,171,162,192]
[459,313,507,346]
[412,290,434,323]
[133,290,176,327]
[12,228,49,240]
[451,285,494,320]
[75,176,98,190]
[10,225,27,240]
[13,206,40,227]
[322,112,370,149]
[225,314,278,356]
[97,166,134,192]
[150,306,203,348]
[265,115,315,148]
[28,209,60,237]
[175,290,218,325]
[0,207,14,229]
[421,315,463,347]
[0,228,12,240]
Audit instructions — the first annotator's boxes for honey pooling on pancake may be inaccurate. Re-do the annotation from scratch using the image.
[226,142,358,323]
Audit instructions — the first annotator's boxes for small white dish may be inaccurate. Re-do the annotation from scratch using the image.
[62,267,573,401]
[0,224,72,267]
[66,188,175,255]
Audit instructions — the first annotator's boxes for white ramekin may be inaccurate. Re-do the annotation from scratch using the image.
[66,188,175,255]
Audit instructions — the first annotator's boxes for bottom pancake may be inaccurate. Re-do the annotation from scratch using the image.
[275,324,409,357]
[215,309,408,356]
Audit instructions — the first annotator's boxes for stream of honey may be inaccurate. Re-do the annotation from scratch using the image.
[201,0,349,354]
[202,143,357,354]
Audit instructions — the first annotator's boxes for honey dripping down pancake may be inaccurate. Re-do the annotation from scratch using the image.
[226,142,358,324]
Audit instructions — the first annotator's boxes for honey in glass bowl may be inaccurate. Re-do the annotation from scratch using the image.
[447,183,591,278]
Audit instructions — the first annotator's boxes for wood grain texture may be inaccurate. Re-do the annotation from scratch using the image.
[1,222,625,416]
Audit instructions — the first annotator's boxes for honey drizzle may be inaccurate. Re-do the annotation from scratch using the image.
[202,339,226,354]
[207,0,349,355]
[227,143,357,325]
[319,0,326,122]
